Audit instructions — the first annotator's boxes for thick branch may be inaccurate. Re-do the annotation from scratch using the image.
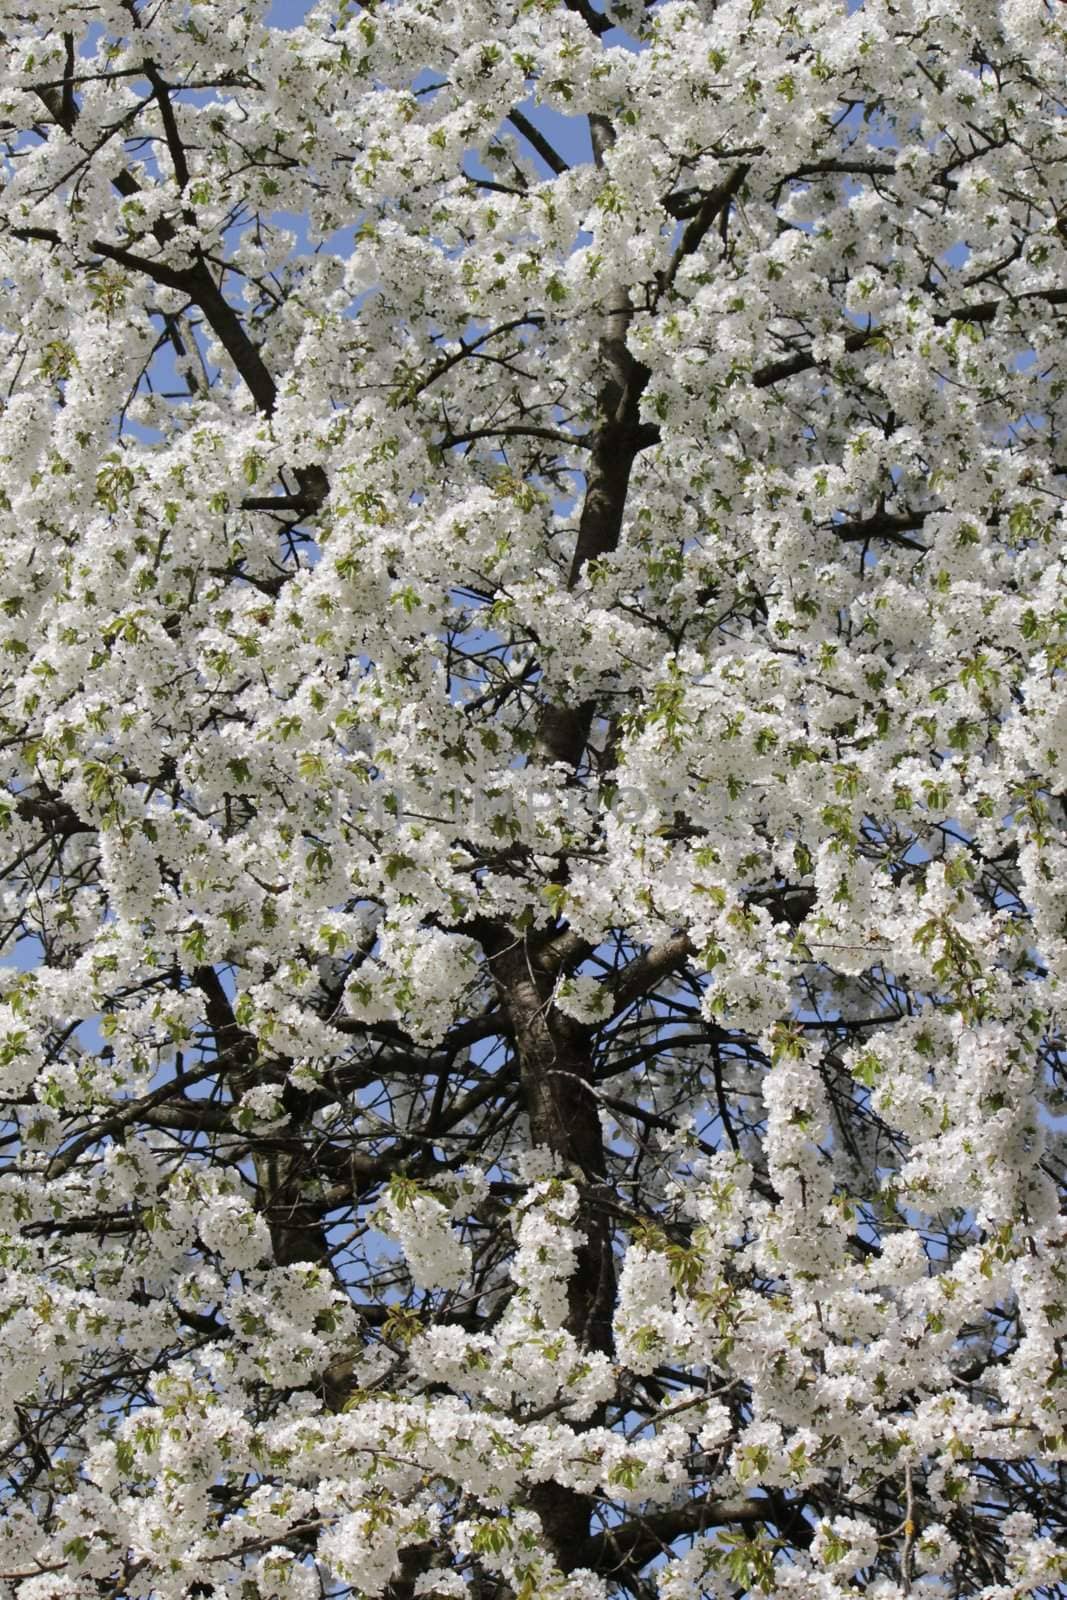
[441,424,583,451]
[833,509,927,551]
[752,325,875,389]
[610,932,695,1013]
[46,1061,225,1180]
[144,63,191,193]
[563,0,612,34]
[660,164,749,295]
[535,102,654,768]
[577,1496,776,1574]
[14,65,330,516]
[753,284,1067,389]
[10,225,191,291]
[507,109,570,176]
[13,791,92,838]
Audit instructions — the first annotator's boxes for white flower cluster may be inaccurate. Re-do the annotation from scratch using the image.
[379,1178,472,1292]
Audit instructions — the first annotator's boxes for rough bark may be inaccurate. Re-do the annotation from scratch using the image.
[482,931,615,1568]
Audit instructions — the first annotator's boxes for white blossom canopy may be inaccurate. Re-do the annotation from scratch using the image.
[0,0,1065,1597]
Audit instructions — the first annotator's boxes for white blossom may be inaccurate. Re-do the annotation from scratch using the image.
[0,0,1064,1595]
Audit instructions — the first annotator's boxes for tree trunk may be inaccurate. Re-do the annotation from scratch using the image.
[485,933,615,1570]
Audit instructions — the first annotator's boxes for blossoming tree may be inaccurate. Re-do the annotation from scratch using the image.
[1,0,1065,1595]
